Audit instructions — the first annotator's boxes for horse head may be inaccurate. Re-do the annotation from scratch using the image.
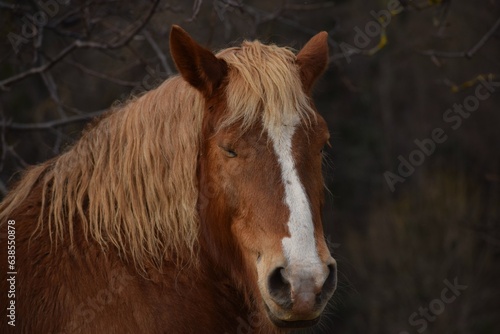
[170,25,336,329]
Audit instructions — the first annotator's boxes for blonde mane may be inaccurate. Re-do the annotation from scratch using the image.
[0,40,315,269]
[218,41,315,132]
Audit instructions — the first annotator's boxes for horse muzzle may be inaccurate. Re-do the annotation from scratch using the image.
[263,259,337,328]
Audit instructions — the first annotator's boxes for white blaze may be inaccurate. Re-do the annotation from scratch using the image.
[268,117,322,271]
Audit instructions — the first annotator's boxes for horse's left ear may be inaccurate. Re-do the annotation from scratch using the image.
[170,25,228,97]
[296,31,329,93]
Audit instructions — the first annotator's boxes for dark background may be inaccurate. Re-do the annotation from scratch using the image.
[1,1,499,333]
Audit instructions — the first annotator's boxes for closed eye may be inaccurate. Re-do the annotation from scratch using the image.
[219,146,237,158]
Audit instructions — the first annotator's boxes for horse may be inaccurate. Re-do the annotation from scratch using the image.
[0,25,337,333]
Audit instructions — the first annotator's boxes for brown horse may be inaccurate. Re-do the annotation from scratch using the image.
[0,26,336,333]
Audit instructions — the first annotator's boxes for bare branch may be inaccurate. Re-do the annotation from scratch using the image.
[4,145,29,168]
[419,50,466,58]
[0,1,31,11]
[420,16,500,59]
[41,70,65,117]
[239,3,337,45]
[2,110,108,131]
[0,0,160,90]
[64,59,140,87]
[443,73,497,93]
[142,29,173,77]
[186,0,203,22]
[0,42,78,90]
[435,0,452,37]
[466,16,500,58]
[284,2,335,11]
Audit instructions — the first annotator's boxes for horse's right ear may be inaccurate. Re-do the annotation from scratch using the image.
[170,25,228,97]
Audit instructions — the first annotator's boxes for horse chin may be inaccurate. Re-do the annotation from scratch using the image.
[264,303,321,329]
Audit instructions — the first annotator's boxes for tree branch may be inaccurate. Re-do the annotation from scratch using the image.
[284,2,335,11]
[142,29,173,77]
[466,16,500,58]
[420,16,500,59]
[2,110,108,131]
[64,59,140,87]
[0,0,160,90]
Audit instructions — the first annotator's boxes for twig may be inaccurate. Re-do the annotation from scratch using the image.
[466,16,500,58]
[40,68,66,152]
[443,73,496,93]
[142,29,173,77]
[41,71,65,117]
[0,1,31,11]
[186,0,203,22]
[420,16,500,59]
[419,50,466,58]
[64,59,139,87]
[284,2,335,11]
[233,3,342,61]
[239,3,339,49]
[402,0,441,11]
[0,43,77,90]
[2,110,108,131]
[435,0,451,37]
[4,145,28,168]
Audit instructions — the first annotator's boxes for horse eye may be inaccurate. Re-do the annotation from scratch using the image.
[220,146,237,158]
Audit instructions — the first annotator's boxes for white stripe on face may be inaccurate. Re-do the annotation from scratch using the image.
[268,117,322,271]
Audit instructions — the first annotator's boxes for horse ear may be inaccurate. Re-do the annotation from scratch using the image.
[169,25,228,97]
[296,31,329,93]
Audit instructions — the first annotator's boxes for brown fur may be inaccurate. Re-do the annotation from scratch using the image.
[0,26,332,333]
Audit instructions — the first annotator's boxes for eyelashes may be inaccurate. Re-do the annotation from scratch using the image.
[219,145,238,158]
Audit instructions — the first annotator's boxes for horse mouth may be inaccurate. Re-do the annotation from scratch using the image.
[265,304,321,328]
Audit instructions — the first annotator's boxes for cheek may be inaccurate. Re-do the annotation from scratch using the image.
[211,157,261,208]
[230,215,263,255]
[215,162,246,209]
[224,160,247,181]
[209,164,266,219]
[231,216,286,261]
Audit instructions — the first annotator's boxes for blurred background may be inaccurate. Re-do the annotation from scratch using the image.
[1,0,499,333]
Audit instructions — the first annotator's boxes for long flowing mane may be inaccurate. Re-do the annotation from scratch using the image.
[0,40,314,269]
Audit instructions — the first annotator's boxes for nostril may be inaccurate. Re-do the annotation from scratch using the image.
[268,267,288,293]
[321,264,337,295]
[268,267,292,309]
